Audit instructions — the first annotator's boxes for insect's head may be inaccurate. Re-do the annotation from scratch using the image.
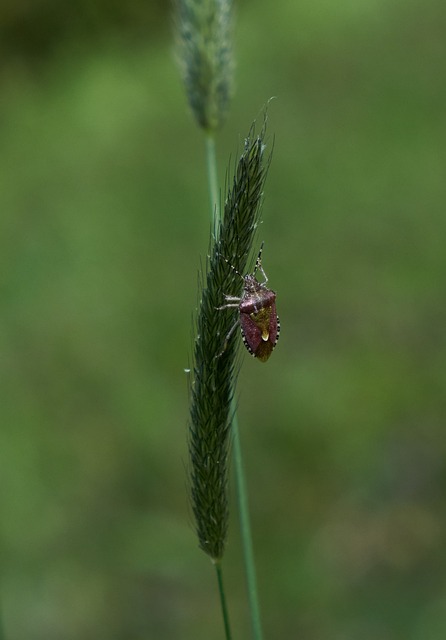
[243,273,261,293]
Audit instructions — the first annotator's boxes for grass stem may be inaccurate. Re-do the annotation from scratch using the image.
[215,560,233,640]
[232,409,263,640]
[205,133,219,224]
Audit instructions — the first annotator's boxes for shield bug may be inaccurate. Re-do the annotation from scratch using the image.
[217,243,280,362]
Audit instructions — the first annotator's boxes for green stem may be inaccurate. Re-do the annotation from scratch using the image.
[215,561,232,640]
[205,132,264,640]
[205,133,219,225]
[232,407,263,640]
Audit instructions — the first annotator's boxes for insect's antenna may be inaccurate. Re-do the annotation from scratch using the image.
[219,253,244,281]
[253,241,265,276]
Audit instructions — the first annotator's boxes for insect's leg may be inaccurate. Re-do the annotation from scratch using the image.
[215,319,240,357]
[223,294,242,302]
[217,285,241,314]
[257,264,268,285]
[216,300,241,310]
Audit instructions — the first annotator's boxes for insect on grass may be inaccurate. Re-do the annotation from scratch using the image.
[217,243,280,362]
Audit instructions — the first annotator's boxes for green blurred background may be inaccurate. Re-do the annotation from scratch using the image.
[1,0,446,638]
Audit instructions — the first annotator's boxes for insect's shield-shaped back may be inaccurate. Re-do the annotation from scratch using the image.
[218,247,280,362]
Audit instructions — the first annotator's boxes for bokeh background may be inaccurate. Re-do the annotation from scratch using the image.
[1,0,446,638]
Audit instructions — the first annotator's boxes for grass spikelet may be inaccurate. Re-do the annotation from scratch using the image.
[175,0,233,131]
[188,116,271,560]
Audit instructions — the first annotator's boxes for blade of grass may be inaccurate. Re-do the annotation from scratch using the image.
[205,130,264,640]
